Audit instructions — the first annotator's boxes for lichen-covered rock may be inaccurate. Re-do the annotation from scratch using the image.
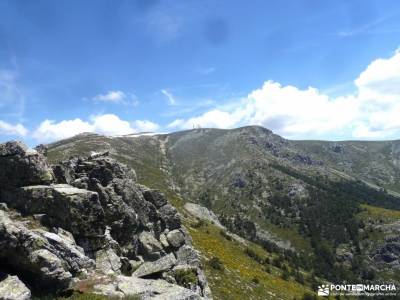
[29,249,73,288]
[142,189,168,208]
[2,184,105,239]
[373,236,400,268]
[184,203,223,228]
[133,253,177,278]
[0,141,53,190]
[167,229,185,248]
[0,210,94,291]
[176,245,201,268]
[0,275,31,300]
[139,231,163,257]
[159,204,181,230]
[94,275,202,299]
[95,248,122,275]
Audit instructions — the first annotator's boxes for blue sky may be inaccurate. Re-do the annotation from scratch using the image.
[1,0,400,146]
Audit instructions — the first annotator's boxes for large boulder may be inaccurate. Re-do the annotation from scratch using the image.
[184,203,223,228]
[2,184,105,239]
[139,231,163,257]
[0,275,31,300]
[28,249,73,288]
[159,204,181,230]
[0,141,53,190]
[95,248,122,275]
[142,189,168,208]
[175,246,201,268]
[52,156,159,249]
[133,253,177,278]
[94,275,202,300]
[373,236,400,268]
[167,229,185,248]
[0,210,94,291]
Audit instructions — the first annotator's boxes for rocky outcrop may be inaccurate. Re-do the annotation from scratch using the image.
[133,253,177,277]
[220,213,292,251]
[0,141,53,190]
[0,275,31,300]
[0,209,94,291]
[0,141,211,299]
[184,203,223,228]
[93,275,203,299]
[373,236,400,269]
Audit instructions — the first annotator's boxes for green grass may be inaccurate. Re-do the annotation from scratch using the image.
[186,219,313,300]
[259,220,312,253]
[359,204,400,223]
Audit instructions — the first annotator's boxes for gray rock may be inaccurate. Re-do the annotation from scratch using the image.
[95,248,121,275]
[159,233,169,248]
[167,230,185,248]
[184,203,223,229]
[93,282,124,298]
[133,253,177,277]
[94,275,202,299]
[143,189,168,208]
[159,205,181,230]
[176,245,201,268]
[41,230,94,272]
[0,210,93,291]
[139,231,163,255]
[0,275,31,300]
[120,256,143,275]
[2,184,105,239]
[373,236,400,268]
[0,141,54,189]
[29,249,72,288]
[0,141,27,156]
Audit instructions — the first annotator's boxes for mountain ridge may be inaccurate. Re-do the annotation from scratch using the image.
[43,125,400,299]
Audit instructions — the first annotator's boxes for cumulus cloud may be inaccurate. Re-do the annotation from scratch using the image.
[0,120,28,136]
[173,109,242,130]
[133,120,160,132]
[33,114,160,142]
[169,49,400,140]
[91,114,133,136]
[93,90,126,103]
[33,118,94,141]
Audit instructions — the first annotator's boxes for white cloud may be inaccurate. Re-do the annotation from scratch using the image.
[0,120,28,136]
[93,90,126,103]
[33,114,160,142]
[33,118,94,141]
[169,48,400,140]
[167,119,184,128]
[133,120,160,132]
[169,109,241,130]
[91,114,133,136]
[161,89,177,105]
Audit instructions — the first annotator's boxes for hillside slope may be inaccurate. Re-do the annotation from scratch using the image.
[47,126,400,299]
